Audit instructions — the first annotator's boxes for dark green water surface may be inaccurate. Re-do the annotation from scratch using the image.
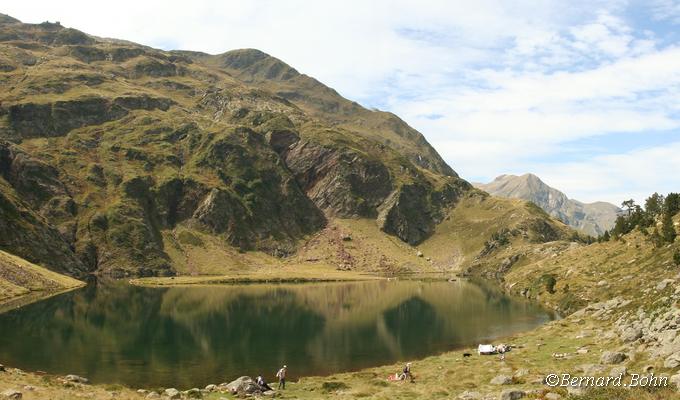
[0,279,554,388]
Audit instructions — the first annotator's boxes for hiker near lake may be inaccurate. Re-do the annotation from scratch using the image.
[276,365,287,389]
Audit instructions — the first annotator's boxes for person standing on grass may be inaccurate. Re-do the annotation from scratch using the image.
[276,365,287,389]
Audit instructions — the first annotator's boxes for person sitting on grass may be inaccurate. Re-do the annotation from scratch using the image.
[399,362,414,382]
[256,375,273,391]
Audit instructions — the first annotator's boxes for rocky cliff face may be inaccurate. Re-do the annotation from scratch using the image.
[476,174,620,236]
[0,15,472,276]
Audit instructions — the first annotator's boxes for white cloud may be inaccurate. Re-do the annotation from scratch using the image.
[537,142,680,204]
[651,0,680,23]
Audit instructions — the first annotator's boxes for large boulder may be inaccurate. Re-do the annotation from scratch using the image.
[225,376,265,395]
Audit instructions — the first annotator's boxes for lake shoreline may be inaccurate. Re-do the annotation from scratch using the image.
[1,304,668,400]
[0,275,556,395]
[2,259,677,400]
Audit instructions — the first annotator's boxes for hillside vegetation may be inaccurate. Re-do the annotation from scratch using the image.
[0,15,578,280]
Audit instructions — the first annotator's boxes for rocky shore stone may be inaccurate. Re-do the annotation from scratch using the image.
[65,374,88,384]
[163,388,180,399]
[183,388,202,398]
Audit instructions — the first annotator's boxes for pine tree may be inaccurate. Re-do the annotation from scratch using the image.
[662,212,677,244]
[665,193,680,217]
[602,230,610,242]
[622,199,636,216]
[645,193,664,217]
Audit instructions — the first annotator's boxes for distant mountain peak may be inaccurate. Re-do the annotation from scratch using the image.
[476,174,620,236]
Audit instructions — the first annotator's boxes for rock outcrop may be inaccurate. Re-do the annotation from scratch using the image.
[3,96,174,140]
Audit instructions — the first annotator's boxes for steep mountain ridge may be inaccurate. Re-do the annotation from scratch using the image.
[476,173,620,236]
[0,15,572,277]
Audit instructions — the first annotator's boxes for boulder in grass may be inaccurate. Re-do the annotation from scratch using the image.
[599,351,627,364]
[491,375,513,385]
[499,389,525,400]
[670,373,680,390]
[0,389,22,399]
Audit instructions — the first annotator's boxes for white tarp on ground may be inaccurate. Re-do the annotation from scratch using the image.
[478,344,495,354]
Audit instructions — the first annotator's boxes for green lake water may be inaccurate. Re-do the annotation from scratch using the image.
[0,279,554,388]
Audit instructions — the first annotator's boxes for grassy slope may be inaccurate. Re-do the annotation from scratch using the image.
[0,249,84,309]
[132,192,570,285]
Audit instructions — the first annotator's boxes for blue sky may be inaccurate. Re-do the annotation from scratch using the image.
[4,0,680,205]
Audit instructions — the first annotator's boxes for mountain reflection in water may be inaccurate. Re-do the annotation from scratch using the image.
[0,279,554,388]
